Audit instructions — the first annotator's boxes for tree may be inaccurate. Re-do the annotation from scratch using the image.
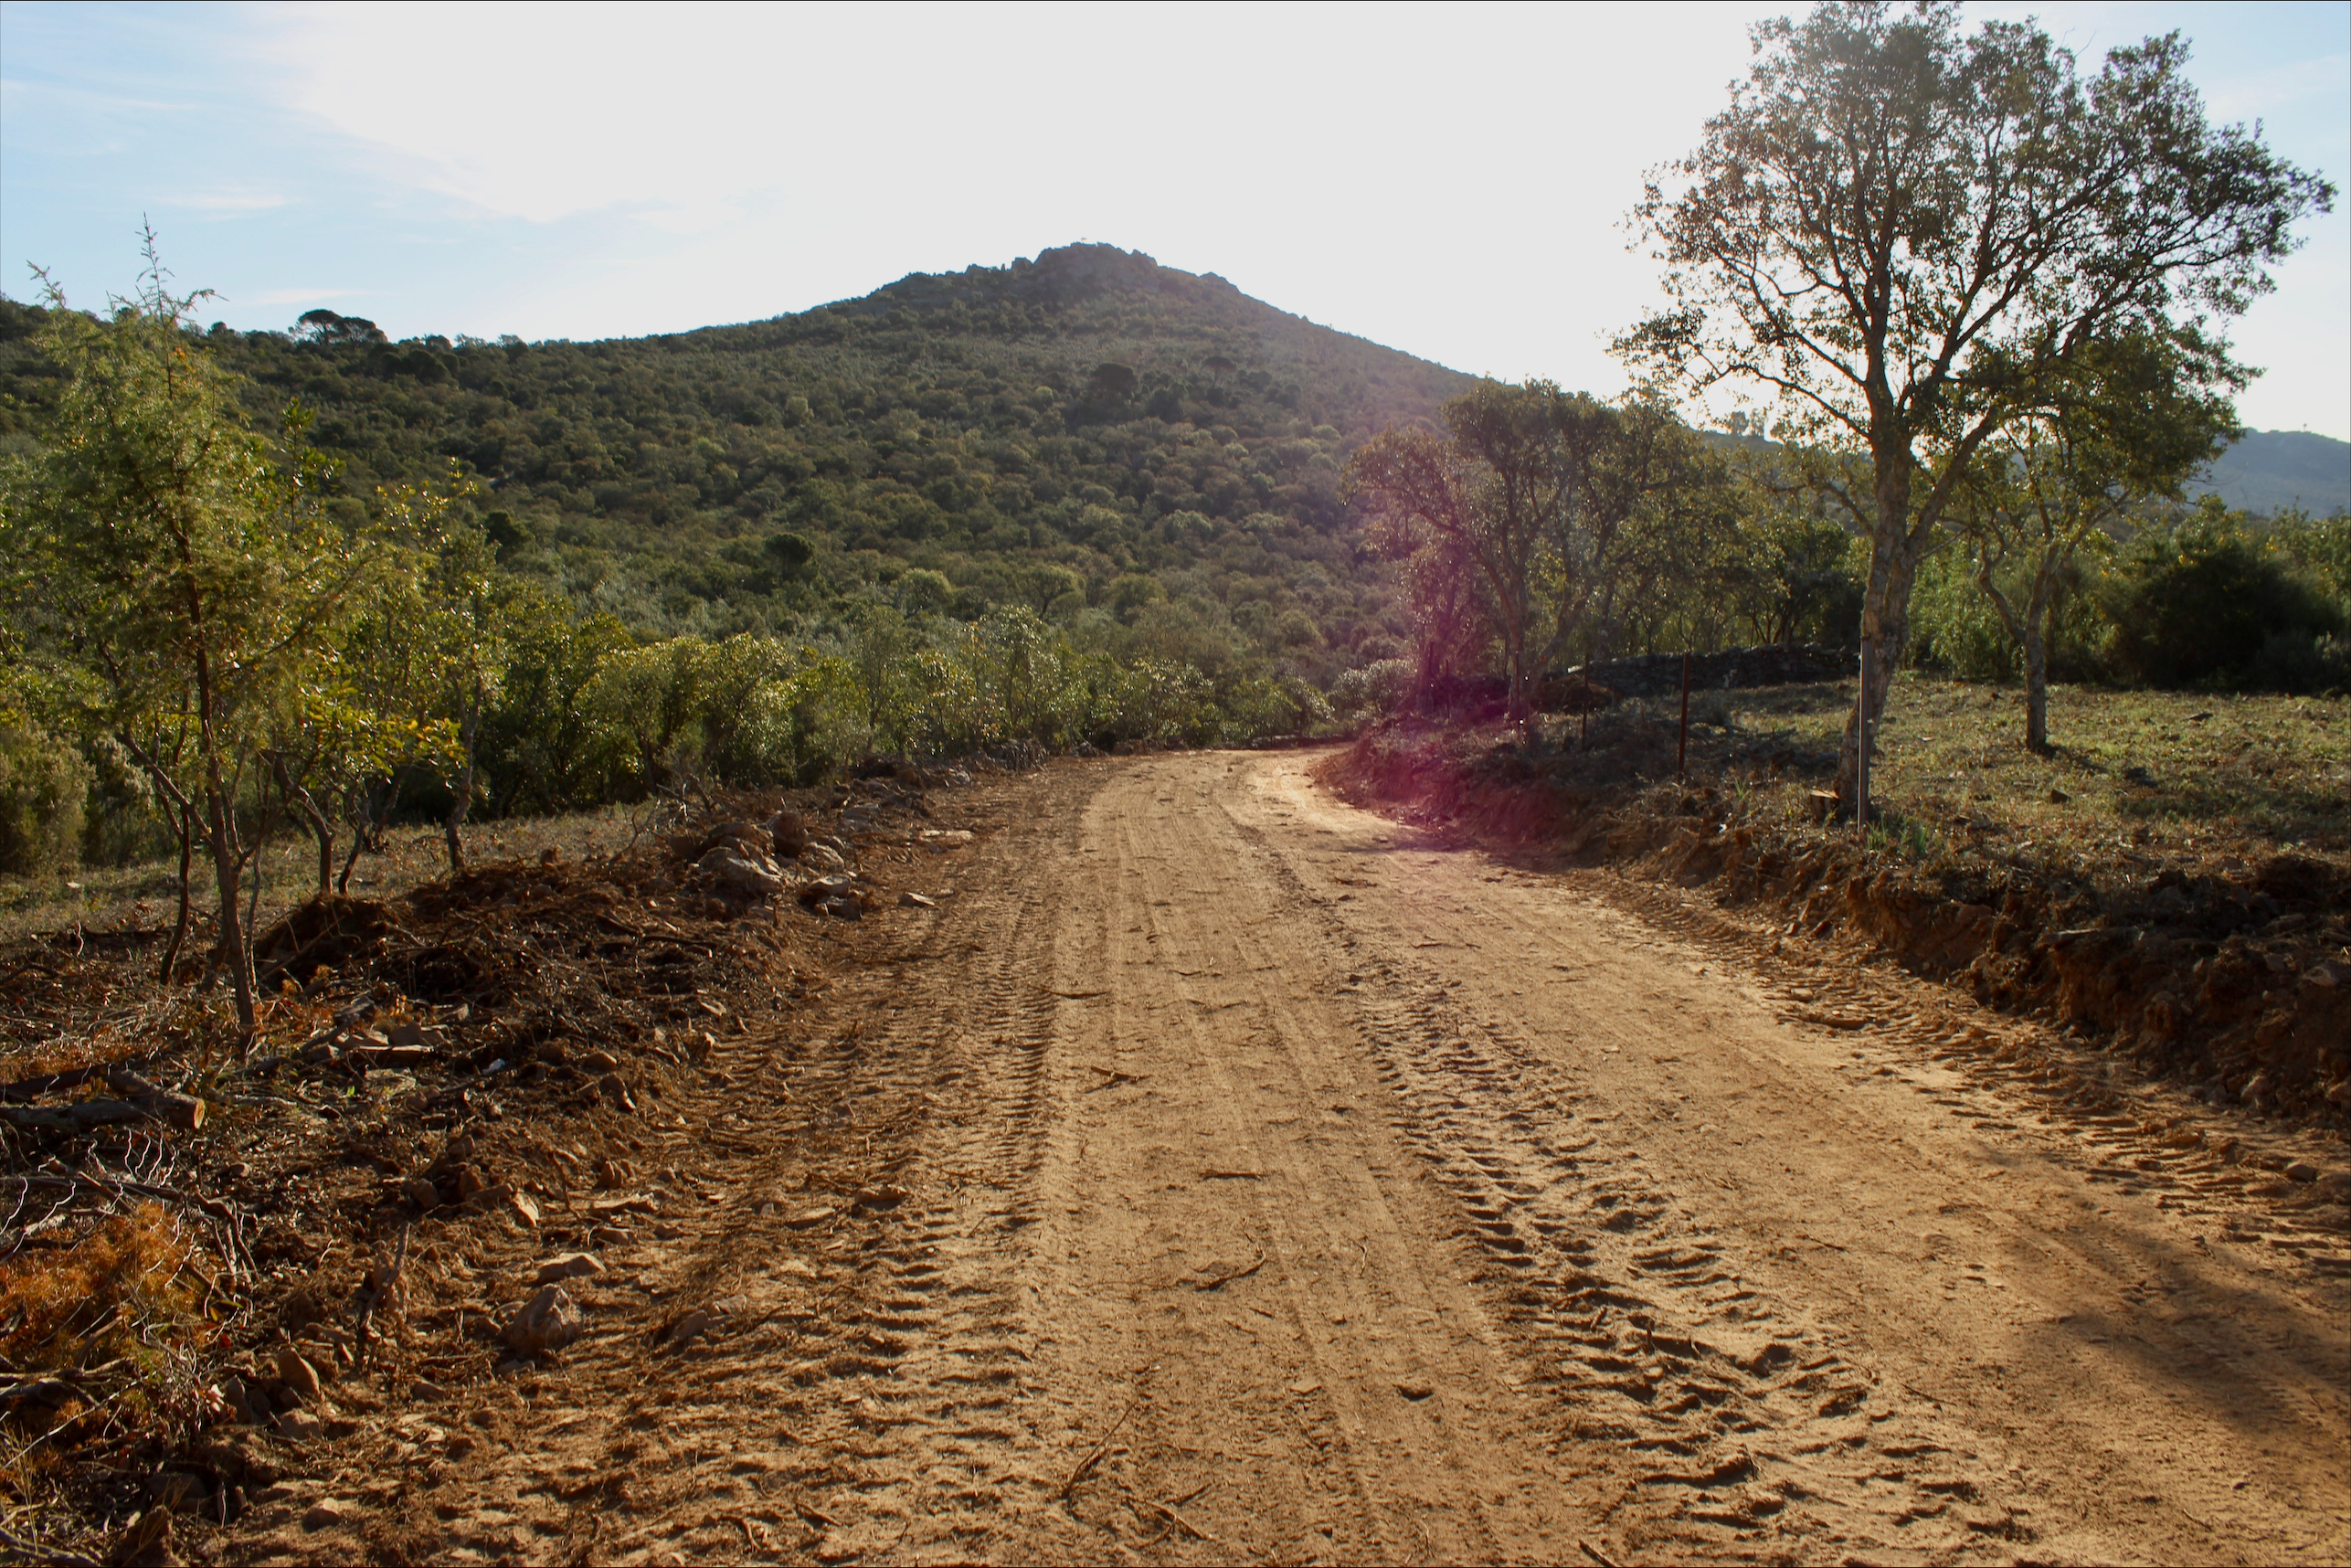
[1621,1,2331,799]
[1950,332,2236,751]
[1347,382,1709,720]
[1361,500,1483,709]
[6,244,385,1034]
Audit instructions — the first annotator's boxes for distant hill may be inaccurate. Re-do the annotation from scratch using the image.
[0,244,1474,681]
[2187,429,2351,517]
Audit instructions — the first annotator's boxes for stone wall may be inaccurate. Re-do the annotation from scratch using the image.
[1564,643,1856,699]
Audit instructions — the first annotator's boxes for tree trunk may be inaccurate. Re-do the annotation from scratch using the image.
[2022,557,2058,756]
[273,755,334,895]
[2023,623,2050,754]
[159,802,194,984]
[444,683,482,875]
[206,786,257,1038]
[1837,512,1925,801]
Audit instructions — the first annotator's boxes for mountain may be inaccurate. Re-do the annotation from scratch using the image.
[0,243,1474,683]
[2187,429,2351,517]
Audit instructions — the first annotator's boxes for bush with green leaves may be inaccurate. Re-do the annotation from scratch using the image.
[1329,658,1413,725]
[0,719,90,876]
[2102,508,2345,690]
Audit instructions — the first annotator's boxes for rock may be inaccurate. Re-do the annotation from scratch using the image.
[273,1348,323,1406]
[704,821,773,856]
[2240,1073,2272,1105]
[453,1164,489,1200]
[275,1408,326,1442]
[534,1253,605,1286]
[2046,788,2070,804]
[702,849,789,896]
[301,1499,351,1531]
[488,1188,541,1227]
[898,891,937,909]
[409,1379,449,1402]
[112,1510,174,1568]
[580,1049,620,1073]
[768,810,810,855]
[2327,1079,2351,1107]
[1394,1380,1435,1401]
[783,1205,837,1230]
[596,1072,637,1113]
[384,1021,444,1051]
[2306,963,2341,991]
[664,1308,715,1351]
[503,1285,584,1354]
[797,842,848,874]
[221,1375,270,1426]
[919,829,974,851]
[2285,1160,2320,1182]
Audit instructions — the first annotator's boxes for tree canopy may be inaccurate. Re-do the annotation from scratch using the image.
[1621,0,2333,798]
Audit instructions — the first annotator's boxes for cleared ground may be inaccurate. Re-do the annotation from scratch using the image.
[238,751,2349,1566]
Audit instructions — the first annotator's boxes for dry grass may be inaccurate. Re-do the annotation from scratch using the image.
[0,805,652,947]
[1705,674,2348,870]
[0,1200,217,1499]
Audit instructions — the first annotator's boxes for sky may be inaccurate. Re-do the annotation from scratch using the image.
[3,1,2346,439]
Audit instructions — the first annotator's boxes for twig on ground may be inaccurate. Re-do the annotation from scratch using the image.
[1133,1493,1220,1542]
[1058,1397,1138,1499]
[1194,1252,1266,1291]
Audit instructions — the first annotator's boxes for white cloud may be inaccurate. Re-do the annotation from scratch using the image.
[109,0,2339,441]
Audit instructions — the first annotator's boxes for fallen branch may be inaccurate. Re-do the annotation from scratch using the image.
[1134,1494,1220,1542]
[0,1066,205,1133]
[1058,1397,1138,1499]
[1194,1252,1266,1291]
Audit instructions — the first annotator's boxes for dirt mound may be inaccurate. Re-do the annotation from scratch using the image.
[0,756,1000,1562]
[1320,720,2351,1127]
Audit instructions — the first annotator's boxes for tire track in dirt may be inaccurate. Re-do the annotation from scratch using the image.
[1248,751,2349,1566]
[1215,789,2021,1562]
[233,751,2346,1566]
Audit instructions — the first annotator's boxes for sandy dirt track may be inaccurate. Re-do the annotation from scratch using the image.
[244,751,2349,1566]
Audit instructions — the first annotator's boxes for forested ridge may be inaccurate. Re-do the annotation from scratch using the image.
[1,243,1472,681]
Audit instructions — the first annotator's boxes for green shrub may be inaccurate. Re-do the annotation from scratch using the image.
[1908,549,2016,680]
[2102,511,2343,688]
[79,734,167,868]
[0,720,90,876]
[1329,658,1412,723]
[2250,629,2351,695]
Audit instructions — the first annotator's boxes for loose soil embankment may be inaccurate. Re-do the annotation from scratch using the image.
[0,761,992,1565]
[1320,714,2351,1134]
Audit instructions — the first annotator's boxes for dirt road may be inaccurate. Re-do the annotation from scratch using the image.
[256,751,2349,1565]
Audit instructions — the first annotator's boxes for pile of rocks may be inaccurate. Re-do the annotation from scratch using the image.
[685,811,865,917]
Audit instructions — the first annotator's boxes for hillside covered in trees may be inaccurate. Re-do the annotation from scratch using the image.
[1,243,1473,685]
